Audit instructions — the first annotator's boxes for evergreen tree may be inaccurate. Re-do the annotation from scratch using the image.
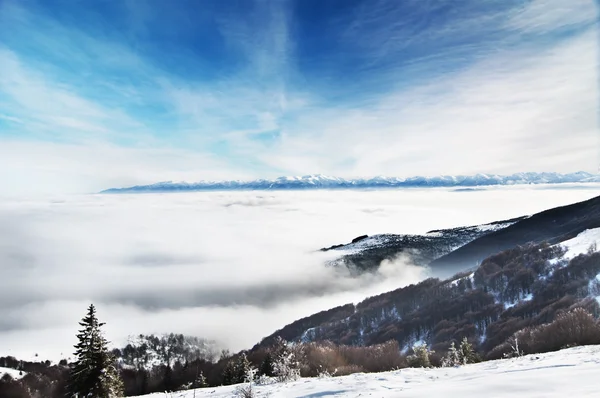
[195,370,208,388]
[223,353,253,385]
[139,369,149,395]
[222,360,235,385]
[458,337,479,365]
[259,352,275,377]
[233,353,252,384]
[68,304,123,398]
[442,341,461,367]
[163,365,175,392]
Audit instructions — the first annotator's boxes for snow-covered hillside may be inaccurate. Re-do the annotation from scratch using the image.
[116,333,220,370]
[102,171,600,193]
[560,227,600,259]
[320,217,523,273]
[134,345,600,397]
[0,366,26,380]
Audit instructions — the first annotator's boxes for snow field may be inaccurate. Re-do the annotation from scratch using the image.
[135,345,600,398]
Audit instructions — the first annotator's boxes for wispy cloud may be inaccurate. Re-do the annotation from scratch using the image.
[261,26,598,177]
[0,47,144,141]
[504,0,598,34]
[0,0,597,194]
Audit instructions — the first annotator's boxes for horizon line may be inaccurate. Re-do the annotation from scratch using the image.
[100,171,600,194]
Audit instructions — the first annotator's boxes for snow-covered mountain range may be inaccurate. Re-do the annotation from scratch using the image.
[101,171,600,193]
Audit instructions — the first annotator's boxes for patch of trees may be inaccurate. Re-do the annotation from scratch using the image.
[0,358,69,398]
[488,307,600,359]
[254,304,356,349]
[112,333,219,369]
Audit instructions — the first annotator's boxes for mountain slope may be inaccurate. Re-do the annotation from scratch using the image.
[101,172,600,193]
[429,194,600,277]
[255,240,600,356]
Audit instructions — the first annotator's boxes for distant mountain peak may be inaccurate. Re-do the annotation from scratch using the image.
[101,171,600,193]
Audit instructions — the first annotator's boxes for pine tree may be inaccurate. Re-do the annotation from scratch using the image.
[163,365,175,392]
[222,360,236,385]
[259,352,275,377]
[234,353,252,384]
[458,337,479,365]
[68,304,123,398]
[442,341,461,367]
[195,370,208,388]
[222,354,252,385]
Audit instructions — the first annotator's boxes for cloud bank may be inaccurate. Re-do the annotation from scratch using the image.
[1,187,600,360]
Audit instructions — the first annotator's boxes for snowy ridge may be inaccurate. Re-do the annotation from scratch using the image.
[321,217,522,273]
[101,171,600,193]
[134,345,600,397]
[0,367,27,380]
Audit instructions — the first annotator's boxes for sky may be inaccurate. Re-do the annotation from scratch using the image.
[1,186,600,360]
[0,0,598,195]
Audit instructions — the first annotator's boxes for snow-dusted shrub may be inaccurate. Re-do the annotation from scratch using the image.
[294,340,405,377]
[331,364,364,376]
[337,340,405,373]
[503,336,524,359]
[441,342,460,367]
[234,367,258,398]
[302,342,345,377]
[255,374,276,386]
[273,351,301,382]
[180,370,208,390]
[407,344,434,368]
[234,384,255,398]
[316,365,335,378]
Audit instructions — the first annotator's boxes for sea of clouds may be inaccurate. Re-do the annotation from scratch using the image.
[1,185,600,361]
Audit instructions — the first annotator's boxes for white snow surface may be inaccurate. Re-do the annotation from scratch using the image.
[135,345,600,398]
[560,227,600,258]
[0,366,27,380]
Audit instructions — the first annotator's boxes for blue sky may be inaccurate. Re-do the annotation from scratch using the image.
[0,0,598,194]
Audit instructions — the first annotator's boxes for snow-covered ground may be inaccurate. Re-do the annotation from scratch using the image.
[0,366,27,380]
[560,228,600,259]
[135,345,600,398]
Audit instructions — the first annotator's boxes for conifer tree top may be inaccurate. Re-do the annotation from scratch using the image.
[68,304,123,398]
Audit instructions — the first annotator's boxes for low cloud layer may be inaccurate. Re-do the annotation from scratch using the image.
[1,187,600,360]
